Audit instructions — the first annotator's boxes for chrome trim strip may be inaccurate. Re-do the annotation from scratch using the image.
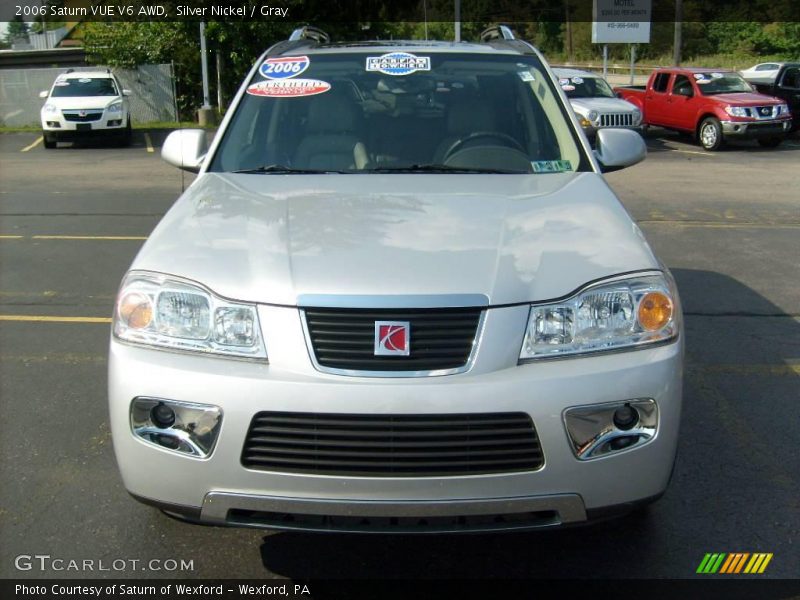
[299,308,487,378]
[297,293,489,309]
[201,492,587,524]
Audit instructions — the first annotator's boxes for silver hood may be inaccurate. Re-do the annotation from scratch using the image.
[569,97,639,114]
[131,172,658,306]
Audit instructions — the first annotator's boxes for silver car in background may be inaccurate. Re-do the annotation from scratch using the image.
[109,27,682,533]
[554,68,643,142]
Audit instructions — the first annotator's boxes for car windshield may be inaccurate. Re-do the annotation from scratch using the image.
[51,77,118,97]
[559,75,615,98]
[694,72,752,95]
[210,51,588,175]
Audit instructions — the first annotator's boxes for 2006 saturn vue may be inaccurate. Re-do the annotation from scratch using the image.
[109,26,683,533]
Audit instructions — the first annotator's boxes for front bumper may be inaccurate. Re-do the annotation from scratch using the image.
[41,109,127,135]
[721,118,791,138]
[109,304,683,532]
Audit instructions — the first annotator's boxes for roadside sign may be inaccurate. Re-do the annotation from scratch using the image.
[592,0,652,44]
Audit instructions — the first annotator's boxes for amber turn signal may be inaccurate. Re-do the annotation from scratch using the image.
[118,292,153,329]
[637,292,673,331]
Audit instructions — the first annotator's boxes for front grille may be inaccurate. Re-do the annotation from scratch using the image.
[62,110,103,122]
[303,307,482,373]
[599,113,634,127]
[753,105,776,119]
[241,411,544,476]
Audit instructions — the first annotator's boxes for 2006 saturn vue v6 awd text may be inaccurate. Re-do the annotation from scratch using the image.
[109,26,683,533]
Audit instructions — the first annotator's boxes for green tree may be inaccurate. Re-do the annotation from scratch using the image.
[5,15,30,45]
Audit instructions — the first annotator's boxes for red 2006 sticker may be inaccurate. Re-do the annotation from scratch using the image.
[246,79,331,98]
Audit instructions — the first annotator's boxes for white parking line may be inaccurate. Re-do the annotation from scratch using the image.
[144,132,154,153]
[21,137,43,152]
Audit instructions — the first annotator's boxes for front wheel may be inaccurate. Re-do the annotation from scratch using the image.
[757,137,782,148]
[43,132,57,149]
[698,117,724,151]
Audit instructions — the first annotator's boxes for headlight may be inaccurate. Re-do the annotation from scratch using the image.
[725,106,751,118]
[587,110,599,122]
[777,103,790,115]
[43,103,57,114]
[113,272,267,359]
[632,108,642,124]
[519,272,679,361]
[107,102,123,113]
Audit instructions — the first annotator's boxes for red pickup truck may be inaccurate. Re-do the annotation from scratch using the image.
[615,67,792,150]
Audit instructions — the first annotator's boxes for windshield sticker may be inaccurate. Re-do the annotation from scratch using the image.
[532,160,573,173]
[366,52,431,76]
[561,84,576,91]
[260,55,310,80]
[693,73,706,80]
[696,79,711,84]
[54,81,70,86]
[246,79,331,98]
[78,78,91,83]
[710,72,724,79]
[518,71,535,82]
[558,78,570,85]
[571,76,584,84]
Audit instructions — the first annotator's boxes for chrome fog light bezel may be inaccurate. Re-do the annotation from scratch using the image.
[563,398,657,460]
[130,397,222,459]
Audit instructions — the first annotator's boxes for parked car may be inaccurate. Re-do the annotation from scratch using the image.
[739,62,784,86]
[748,63,800,132]
[615,67,792,150]
[109,26,683,533]
[39,69,132,148]
[553,68,642,142]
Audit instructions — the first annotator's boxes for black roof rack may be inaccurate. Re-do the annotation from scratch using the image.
[288,26,330,44]
[480,25,516,43]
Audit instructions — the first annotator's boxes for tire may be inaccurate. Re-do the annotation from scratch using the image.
[757,137,782,148]
[698,117,724,151]
[118,119,132,147]
[43,132,57,149]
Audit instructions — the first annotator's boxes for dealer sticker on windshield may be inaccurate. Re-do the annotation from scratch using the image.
[260,55,310,79]
[532,160,573,173]
[366,52,431,76]
[246,79,331,98]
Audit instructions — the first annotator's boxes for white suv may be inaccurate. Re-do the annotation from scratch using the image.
[39,70,132,148]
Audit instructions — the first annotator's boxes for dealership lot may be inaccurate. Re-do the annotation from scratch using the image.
[0,130,798,579]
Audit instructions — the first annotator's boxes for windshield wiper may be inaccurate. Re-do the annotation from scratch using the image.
[231,164,346,174]
[365,164,525,174]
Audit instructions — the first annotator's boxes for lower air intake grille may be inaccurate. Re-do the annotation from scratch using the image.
[242,411,544,477]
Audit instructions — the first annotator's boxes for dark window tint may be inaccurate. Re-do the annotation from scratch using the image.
[652,73,670,93]
[51,78,118,97]
[673,75,693,95]
[780,68,800,89]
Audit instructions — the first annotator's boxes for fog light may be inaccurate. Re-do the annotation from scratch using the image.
[130,397,222,458]
[563,399,657,460]
[150,403,175,428]
[612,404,639,430]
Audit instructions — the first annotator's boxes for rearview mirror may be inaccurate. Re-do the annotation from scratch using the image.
[161,129,208,173]
[122,89,132,97]
[39,90,49,99]
[594,129,646,173]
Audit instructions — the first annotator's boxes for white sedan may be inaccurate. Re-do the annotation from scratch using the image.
[739,62,784,85]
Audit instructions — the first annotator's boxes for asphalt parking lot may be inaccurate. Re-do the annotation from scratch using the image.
[0,129,798,581]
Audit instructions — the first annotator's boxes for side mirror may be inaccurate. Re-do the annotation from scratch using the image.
[122,89,132,97]
[674,87,693,98]
[39,90,49,99]
[594,128,646,173]
[161,129,208,173]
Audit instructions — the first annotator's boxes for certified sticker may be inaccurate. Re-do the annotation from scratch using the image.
[710,72,724,79]
[561,84,576,91]
[571,76,584,84]
[246,79,331,98]
[559,78,570,85]
[260,55,310,79]
[518,71,535,82]
[366,52,431,76]
[693,73,706,80]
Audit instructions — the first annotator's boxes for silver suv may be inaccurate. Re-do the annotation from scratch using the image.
[109,26,682,533]
[553,68,643,142]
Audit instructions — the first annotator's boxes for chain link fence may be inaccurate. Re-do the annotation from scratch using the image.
[0,63,178,127]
